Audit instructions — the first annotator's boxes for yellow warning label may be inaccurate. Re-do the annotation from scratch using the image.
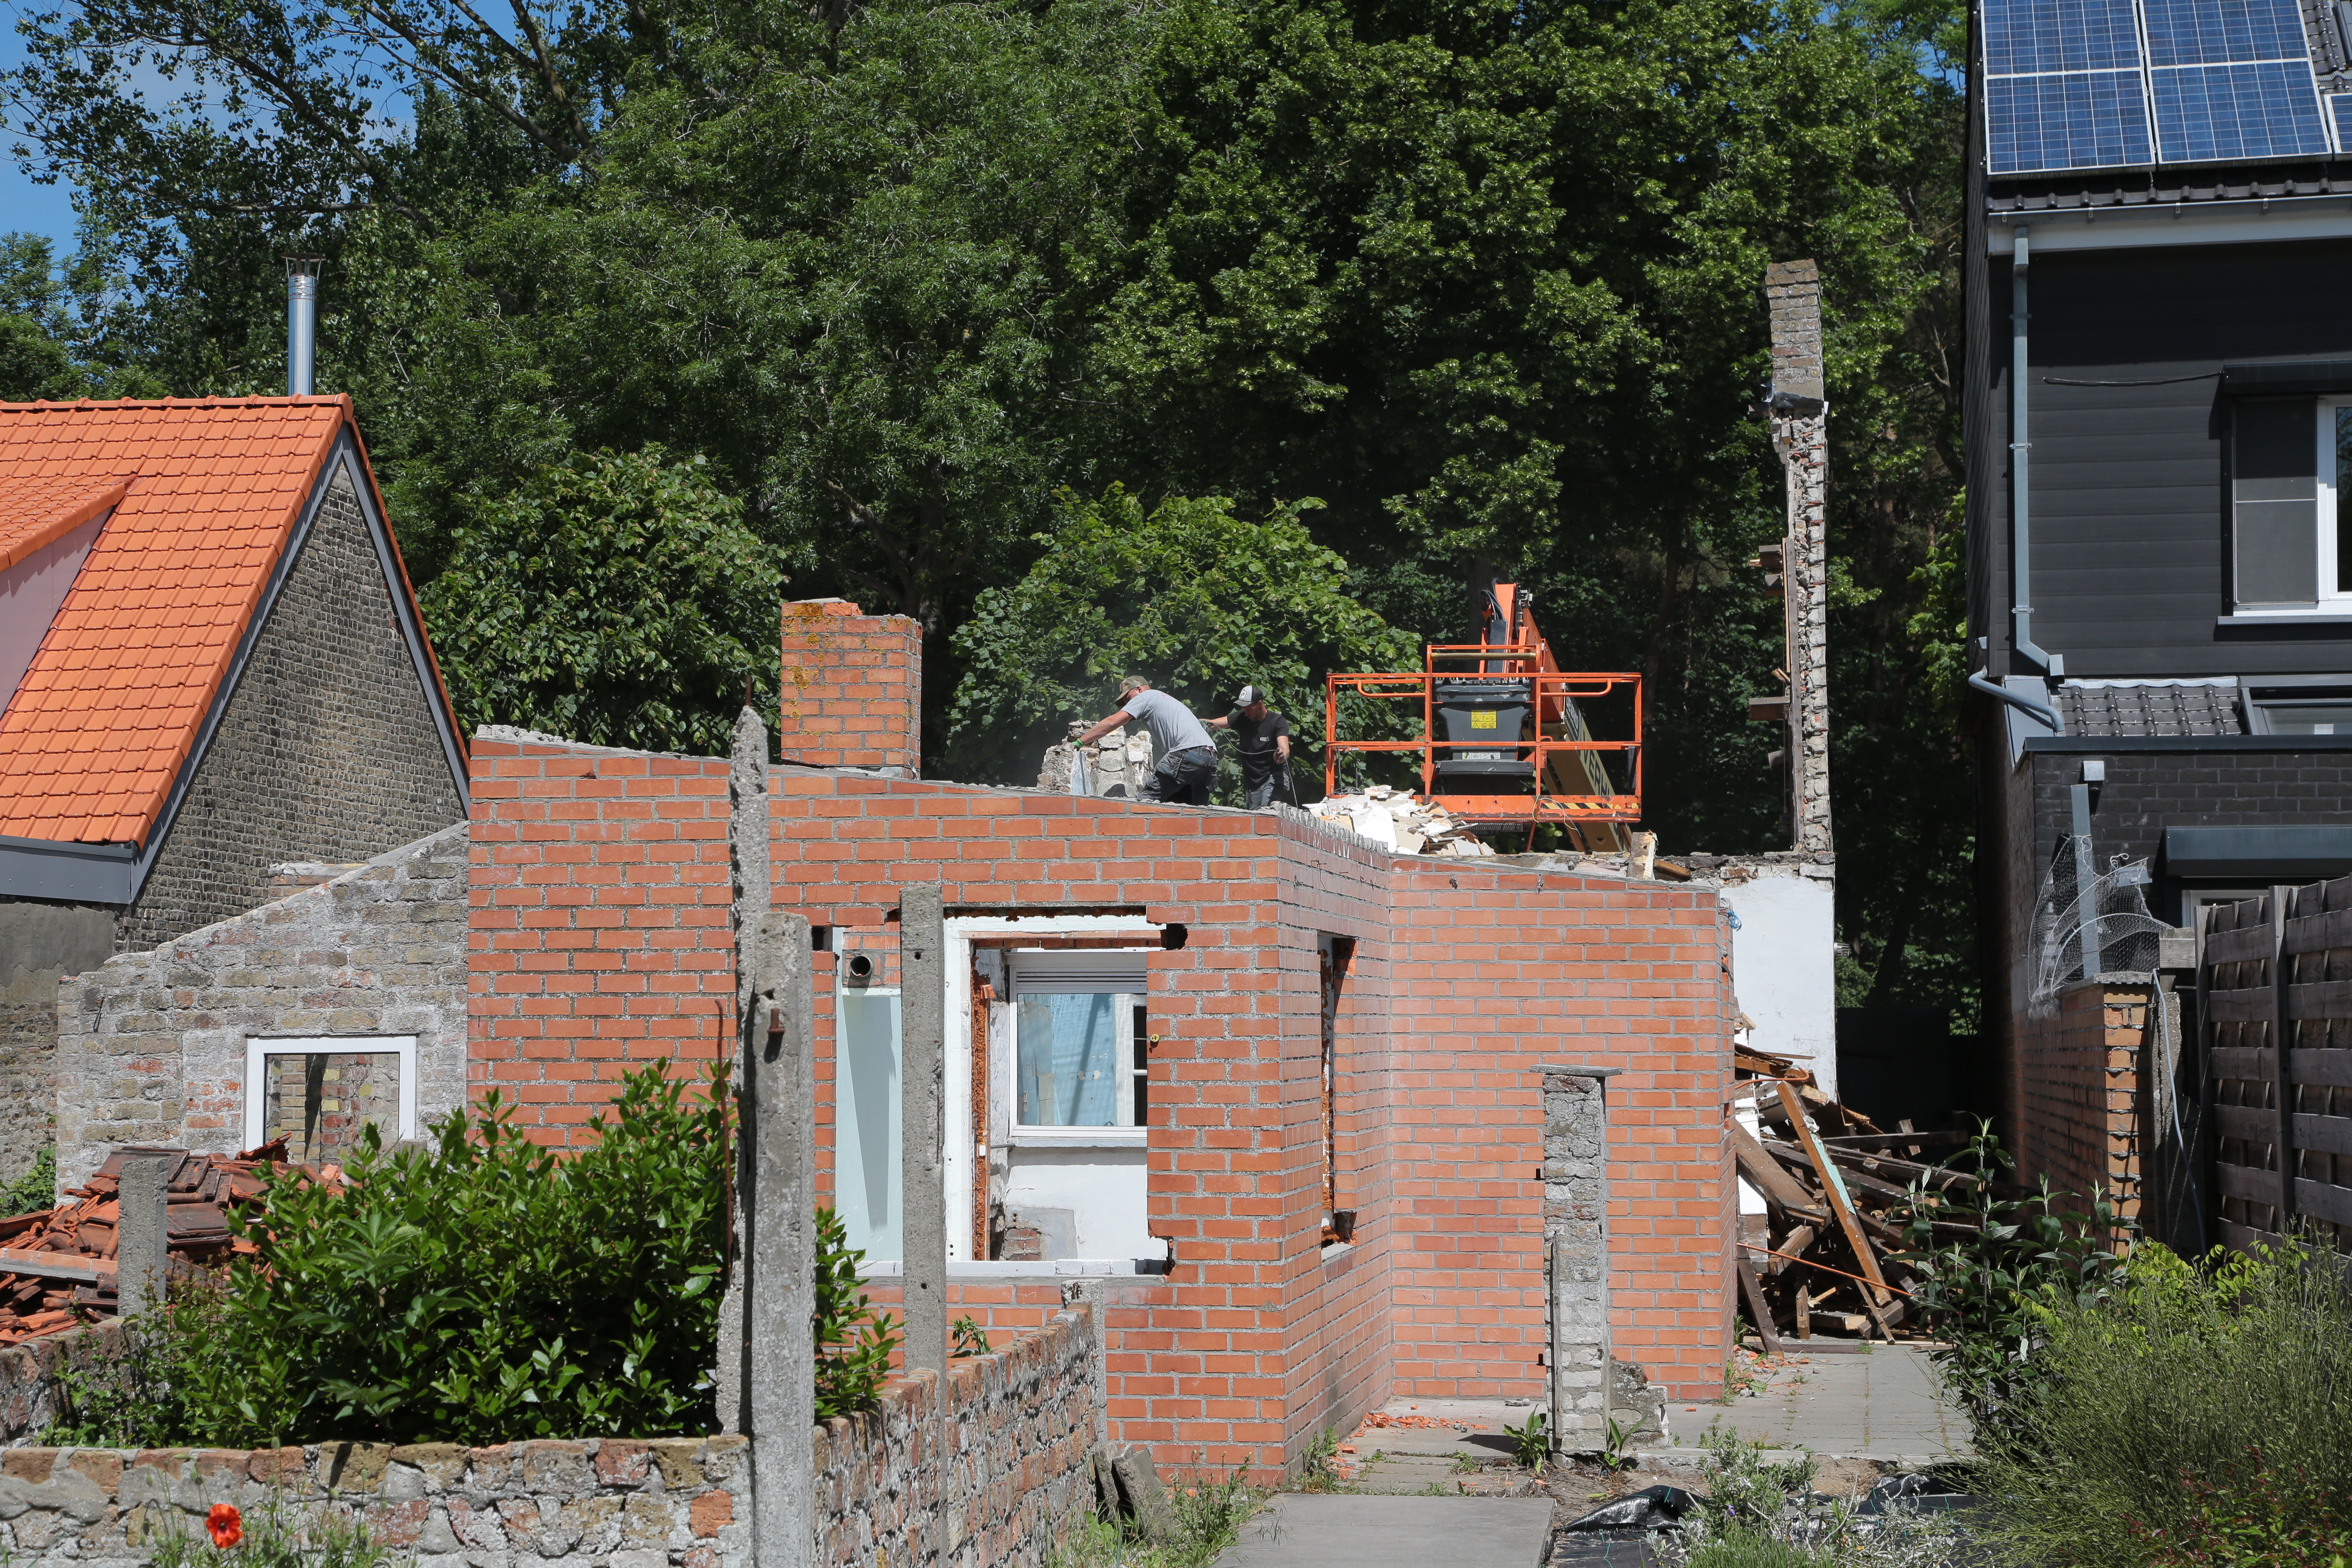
[1471,710,1498,730]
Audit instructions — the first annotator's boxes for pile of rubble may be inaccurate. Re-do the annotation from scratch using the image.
[1311,788,1496,856]
[1732,1046,2000,1345]
[0,1142,318,1345]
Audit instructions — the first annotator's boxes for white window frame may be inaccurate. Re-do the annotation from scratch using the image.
[2319,396,2352,608]
[1005,950,1151,1148]
[241,1035,419,1154]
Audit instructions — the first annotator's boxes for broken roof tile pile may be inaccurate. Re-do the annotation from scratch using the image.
[1732,1046,2019,1346]
[2055,682,2245,738]
[0,1142,319,1345]
[0,397,354,847]
[1312,788,1497,856]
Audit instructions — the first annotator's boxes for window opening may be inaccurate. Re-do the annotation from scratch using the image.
[241,1036,417,1160]
[2242,677,2352,734]
[1009,951,1147,1131]
[1319,936,1355,1241]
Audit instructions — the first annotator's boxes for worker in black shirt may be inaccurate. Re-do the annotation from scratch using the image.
[1207,685,1294,809]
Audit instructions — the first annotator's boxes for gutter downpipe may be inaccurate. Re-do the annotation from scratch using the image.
[2011,227,2062,679]
[1969,669,2060,731]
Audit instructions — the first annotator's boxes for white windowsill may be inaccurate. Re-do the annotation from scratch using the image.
[2218,611,2352,626]
[1008,1127,1148,1149]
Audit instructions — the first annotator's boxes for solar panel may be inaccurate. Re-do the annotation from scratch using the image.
[1989,71,2159,170]
[2331,92,2352,150]
[1984,0,2145,72]
[2142,0,2311,65]
[2150,60,2330,159]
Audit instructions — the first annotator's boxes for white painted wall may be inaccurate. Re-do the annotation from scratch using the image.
[1722,868,1840,1098]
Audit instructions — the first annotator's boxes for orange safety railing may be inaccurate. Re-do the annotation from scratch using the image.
[1323,650,1643,824]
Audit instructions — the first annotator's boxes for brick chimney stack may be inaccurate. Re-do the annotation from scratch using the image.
[1764,261,1833,858]
[778,599,922,777]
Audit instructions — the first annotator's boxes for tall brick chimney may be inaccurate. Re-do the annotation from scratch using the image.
[779,599,922,776]
[1764,260,1832,858]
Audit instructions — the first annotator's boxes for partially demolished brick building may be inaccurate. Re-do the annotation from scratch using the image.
[61,597,1737,1477]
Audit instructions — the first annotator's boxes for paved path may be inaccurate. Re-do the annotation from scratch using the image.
[1214,1495,1556,1568]
[1646,1345,1971,1466]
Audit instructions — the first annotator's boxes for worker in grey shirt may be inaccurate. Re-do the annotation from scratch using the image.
[1075,675,1216,804]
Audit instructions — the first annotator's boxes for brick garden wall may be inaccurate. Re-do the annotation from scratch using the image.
[778,601,922,775]
[54,823,470,1190]
[467,733,1734,1476]
[2016,976,2147,1229]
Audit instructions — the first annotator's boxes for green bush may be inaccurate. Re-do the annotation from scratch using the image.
[813,1205,897,1421]
[1894,1120,2129,1438]
[1971,1240,2352,1568]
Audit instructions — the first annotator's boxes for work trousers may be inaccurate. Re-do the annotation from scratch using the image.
[1141,746,1216,806]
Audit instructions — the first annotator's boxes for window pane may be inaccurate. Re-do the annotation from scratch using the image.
[2262,704,2352,734]
[2338,406,2352,593]
[260,1051,399,1164]
[1017,993,1122,1126]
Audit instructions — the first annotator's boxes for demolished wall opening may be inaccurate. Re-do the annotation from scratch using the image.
[1319,934,1356,1242]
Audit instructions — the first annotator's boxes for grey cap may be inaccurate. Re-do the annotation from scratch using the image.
[1237,685,1264,707]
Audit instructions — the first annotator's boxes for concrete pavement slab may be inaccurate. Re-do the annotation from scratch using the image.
[1215,1494,1556,1568]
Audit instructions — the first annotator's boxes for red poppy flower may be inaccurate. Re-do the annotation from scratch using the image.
[207,1504,242,1549]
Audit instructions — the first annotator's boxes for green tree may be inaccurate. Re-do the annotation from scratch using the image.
[419,446,784,755]
[945,485,1418,797]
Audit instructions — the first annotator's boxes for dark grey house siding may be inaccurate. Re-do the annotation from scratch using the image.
[1972,236,2352,680]
[116,465,464,950]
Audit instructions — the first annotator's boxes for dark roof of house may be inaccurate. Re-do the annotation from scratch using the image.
[2056,683,2247,737]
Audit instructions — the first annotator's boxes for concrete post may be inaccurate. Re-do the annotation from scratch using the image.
[1539,1064,1617,1454]
[116,1157,169,1318]
[719,704,771,1436]
[901,882,948,1378]
[749,909,816,1568]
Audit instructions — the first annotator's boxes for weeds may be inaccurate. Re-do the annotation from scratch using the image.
[950,1315,990,1358]
[1054,1461,1262,1568]
[147,1489,398,1568]
[1507,1409,1549,1472]
[1970,1237,2352,1568]
[1,1145,55,1218]
[1647,1425,1956,1568]
[1293,1428,1346,1492]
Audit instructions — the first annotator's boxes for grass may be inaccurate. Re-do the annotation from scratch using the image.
[1646,1424,1958,1568]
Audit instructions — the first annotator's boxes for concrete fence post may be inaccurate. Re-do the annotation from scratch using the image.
[1539,1064,1618,1455]
[748,909,816,1568]
[901,882,948,1379]
[115,1157,169,1317]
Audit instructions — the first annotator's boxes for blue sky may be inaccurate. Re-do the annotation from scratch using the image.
[2,8,85,254]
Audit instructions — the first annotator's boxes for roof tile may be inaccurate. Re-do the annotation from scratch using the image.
[0,396,352,845]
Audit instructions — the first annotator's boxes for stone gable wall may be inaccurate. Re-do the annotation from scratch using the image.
[55,824,469,1191]
[0,1314,1098,1568]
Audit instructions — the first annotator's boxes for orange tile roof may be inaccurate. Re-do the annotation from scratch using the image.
[0,475,129,572]
[0,397,358,847]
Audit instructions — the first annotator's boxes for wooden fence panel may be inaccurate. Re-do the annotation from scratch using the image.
[2198,876,2352,1253]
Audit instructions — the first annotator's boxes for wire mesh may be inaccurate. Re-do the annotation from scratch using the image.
[2027,838,2171,1018]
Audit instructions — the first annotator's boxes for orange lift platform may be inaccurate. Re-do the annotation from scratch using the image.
[1323,582,1641,841]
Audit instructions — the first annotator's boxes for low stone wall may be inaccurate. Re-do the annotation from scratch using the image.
[819,1309,1099,1568]
[0,1314,1099,1568]
[0,1321,125,1446]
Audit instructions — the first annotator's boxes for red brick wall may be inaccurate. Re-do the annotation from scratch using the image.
[779,599,921,775]
[2017,979,2146,1229]
[466,735,1733,1474]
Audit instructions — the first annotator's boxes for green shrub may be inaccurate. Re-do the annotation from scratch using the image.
[1894,1120,2129,1439]
[1682,1536,1838,1568]
[2127,1451,2352,1567]
[2,1145,56,1217]
[74,1063,727,1446]
[1971,1239,2352,1568]
[814,1204,897,1421]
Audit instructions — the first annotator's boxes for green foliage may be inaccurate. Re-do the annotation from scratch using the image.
[419,448,788,755]
[40,1274,231,1448]
[0,1145,57,1218]
[1967,1238,2352,1568]
[1894,1120,2131,1439]
[1654,1425,1956,1568]
[813,1206,898,1422]
[148,1490,399,1568]
[946,486,1418,795]
[1506,1410,1548,1472]
[1693,1422,1818,1537]
[1053,1462,1261,1568]
[0,232,165,402]
[2129,1452,2352,1568]
[950,1315,991,1359]
[181,1064,731,1446]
